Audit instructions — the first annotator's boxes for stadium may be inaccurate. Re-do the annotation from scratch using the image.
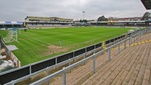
[0,0,151,85]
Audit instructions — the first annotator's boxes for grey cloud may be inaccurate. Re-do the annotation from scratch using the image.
[0,0,147,21]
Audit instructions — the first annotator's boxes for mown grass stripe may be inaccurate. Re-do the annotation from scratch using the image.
[1,27,132,65]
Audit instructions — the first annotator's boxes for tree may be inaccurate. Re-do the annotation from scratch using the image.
[79,19,88,23]
[97,15,108,21]
[141,12,151,20]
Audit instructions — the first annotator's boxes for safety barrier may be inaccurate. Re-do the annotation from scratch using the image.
[1,28,148,85]
[29,29,146,85]
[4,28,148,85]
[0,40,102,84]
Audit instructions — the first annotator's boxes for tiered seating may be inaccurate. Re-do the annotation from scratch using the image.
[36,32,151,85]
[82,33,151,85]
[50,43,120,85]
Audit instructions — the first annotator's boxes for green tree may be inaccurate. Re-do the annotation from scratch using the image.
[79,19,88,23]
[97,15,108,21]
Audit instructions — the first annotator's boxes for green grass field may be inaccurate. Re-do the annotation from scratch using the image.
[0,27,133,65]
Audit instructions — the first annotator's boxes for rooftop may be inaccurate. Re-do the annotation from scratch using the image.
[141,0,151,10]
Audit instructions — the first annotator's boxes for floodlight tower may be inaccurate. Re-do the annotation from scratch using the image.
[82,11,85,20]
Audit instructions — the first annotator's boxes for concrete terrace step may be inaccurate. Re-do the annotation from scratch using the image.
[40,33,151,85]
[82,42,141,85]
[81,33,151,85]
[50,45,120,85]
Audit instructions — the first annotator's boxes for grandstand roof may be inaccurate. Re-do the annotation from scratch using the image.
[25,16,73,22]
[141,0,151,10]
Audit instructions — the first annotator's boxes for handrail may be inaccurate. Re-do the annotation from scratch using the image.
[2,28,146,85]
[29,31,143,85]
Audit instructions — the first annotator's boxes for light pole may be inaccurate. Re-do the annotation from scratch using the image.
[82,11,85,20]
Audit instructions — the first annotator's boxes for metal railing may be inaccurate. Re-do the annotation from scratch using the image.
[2,28,147,85]
[1,41,102,85]
[0,30,126,84]
[28,30,146,85]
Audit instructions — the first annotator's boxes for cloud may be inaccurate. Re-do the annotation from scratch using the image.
[0,0,147,21]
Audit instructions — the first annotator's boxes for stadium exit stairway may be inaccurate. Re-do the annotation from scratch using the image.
[81,33,151,85]
[48,32,150,85]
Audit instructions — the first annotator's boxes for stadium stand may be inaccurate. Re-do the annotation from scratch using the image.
[24,16,73,28]
[23,16,151,28]
[90,21,150,27]
[0,21,24,28]
[82,33,151,85]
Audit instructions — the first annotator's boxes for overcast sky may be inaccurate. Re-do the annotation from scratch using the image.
[0,0,150,21]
